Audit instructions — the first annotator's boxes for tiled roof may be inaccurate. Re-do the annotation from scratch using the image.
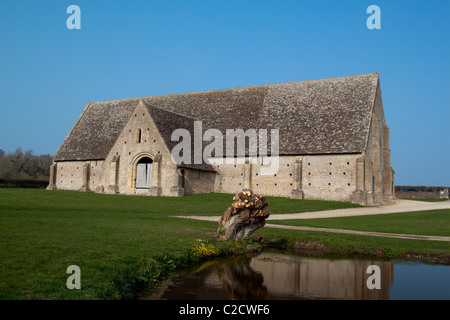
[54,73,379,162]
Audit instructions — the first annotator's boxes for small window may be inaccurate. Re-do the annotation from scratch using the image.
[136,129,142,144]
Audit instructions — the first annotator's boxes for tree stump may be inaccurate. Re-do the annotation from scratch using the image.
[218,189,270,241]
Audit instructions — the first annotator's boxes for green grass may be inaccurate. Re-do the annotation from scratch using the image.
[268,209,450,236]
[0,188,357,300]
[253,226,450,260]
[0,188,448,300]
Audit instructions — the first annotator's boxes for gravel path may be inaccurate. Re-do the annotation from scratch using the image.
[174,199,450,241]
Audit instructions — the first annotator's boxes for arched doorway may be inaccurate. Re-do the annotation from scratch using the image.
[136,157,153,189]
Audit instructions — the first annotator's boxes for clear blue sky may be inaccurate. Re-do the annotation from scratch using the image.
[0,0,449,186]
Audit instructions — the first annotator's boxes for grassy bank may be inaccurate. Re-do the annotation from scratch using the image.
[0,188,448,299]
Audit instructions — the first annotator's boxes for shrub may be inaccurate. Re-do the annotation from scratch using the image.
[189,239,221,261]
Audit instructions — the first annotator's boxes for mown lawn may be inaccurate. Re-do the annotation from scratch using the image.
[0,188,359,300]
[268,209,450,236]
[0,188,448,300]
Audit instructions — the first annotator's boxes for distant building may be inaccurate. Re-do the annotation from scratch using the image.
[48,73,394,205]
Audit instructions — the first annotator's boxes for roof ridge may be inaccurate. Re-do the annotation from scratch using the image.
[54,73,381,161]
[87,73,379,104]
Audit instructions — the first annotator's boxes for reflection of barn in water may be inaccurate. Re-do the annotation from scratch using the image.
[148,253,394,300]
[249,252,393,300]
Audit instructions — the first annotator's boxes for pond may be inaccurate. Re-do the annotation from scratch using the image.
[145,252,450,300]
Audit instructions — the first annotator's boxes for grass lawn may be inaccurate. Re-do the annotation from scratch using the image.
[268,209,450,236]
[0,188,448,300]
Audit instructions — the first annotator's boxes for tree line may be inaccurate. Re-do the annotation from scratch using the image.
[0,148,52,180]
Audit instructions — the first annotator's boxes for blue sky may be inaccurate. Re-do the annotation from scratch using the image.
[0,0,449,186]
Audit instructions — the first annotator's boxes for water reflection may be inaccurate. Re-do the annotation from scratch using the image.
[147,252,448,300]
[147,252,393,300]
[248,252,392,300]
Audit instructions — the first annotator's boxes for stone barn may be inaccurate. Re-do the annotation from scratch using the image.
[48,73,394,205]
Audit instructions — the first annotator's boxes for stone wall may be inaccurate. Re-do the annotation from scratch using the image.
[210,154,360,202]
[395,191,447,199]
[49,160,105,192]
[181,168,216,195]
[100,101,181,196]
[395,186,449,199]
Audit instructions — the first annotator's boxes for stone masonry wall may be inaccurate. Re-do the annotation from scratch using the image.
[210,154,360,202]
[100,101,180,196]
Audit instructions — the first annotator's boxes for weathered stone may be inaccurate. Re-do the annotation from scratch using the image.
[49,73,395,206]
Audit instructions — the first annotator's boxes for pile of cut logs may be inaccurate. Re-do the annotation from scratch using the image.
[218,189,270,241]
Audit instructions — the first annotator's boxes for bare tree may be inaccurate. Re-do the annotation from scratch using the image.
[0,148,52,180]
